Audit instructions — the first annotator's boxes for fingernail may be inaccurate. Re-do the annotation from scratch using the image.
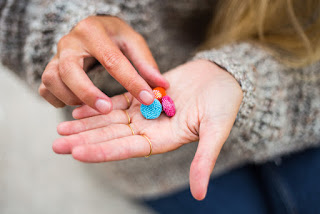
[139,90,154,105]
[95,99,111,113]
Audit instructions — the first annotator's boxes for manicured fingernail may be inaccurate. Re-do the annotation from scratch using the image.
[95,99,111,113]
[139,90,154,105]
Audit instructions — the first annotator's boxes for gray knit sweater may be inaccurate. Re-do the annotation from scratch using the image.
[1,0,319,199]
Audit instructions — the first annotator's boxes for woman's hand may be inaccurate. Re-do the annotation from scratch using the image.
[53,60,243,200]
[38,16,169,113]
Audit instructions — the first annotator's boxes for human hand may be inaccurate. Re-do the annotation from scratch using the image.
[53,59,243,200]
[38,16,169,113]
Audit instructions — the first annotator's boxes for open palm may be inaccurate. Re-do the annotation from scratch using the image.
[53,59,243,200]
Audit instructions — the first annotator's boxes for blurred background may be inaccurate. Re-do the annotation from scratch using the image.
[0,64,153,214]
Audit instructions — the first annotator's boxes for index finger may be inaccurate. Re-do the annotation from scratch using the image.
[85,33,155,105]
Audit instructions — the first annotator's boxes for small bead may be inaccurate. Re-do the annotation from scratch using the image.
[152,87,166,103]
[162,95,175,117]
[140,99,162,119]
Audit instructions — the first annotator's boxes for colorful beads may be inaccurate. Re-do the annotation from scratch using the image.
[152,87,166,103]
[140,87,176,119]
[162,95,176,117]
[140,99,162,119]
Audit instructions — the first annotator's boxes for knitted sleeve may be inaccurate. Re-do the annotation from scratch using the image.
[193,42,320,163]
[0,0,121,90]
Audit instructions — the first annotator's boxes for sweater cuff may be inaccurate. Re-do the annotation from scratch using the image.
[193,43,264,126]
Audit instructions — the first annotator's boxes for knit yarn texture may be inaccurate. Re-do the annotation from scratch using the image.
[140,99,162,119]
[1,0,319,199]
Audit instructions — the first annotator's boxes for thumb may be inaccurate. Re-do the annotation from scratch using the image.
[189,121,231,200]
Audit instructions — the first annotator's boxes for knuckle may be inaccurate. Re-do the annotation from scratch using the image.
[41,70,56,87]
[102,51,122,70]
[57,35,72,50]
[73,17,97,35]
[59,58,74,78]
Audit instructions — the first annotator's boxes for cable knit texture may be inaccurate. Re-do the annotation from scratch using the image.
[1,0,319,199]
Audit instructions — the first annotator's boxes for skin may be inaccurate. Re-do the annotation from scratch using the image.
[52,59,243,200]
[38,16,169,114]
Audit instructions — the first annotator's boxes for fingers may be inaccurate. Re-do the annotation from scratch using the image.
[189,122,229,201]
[71,135,152,162]
[58,110,130,135]
[72,105,100,119]
[41,16,162,111]
[111,93,133,110]
[53,123,136,154]
[38,83,65,108]
[119,33,169,89]
[72,93,133,119]
[58,51,112,114]
[41,58,82,106]
[85,32,155,105]
[41,45,112,114]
